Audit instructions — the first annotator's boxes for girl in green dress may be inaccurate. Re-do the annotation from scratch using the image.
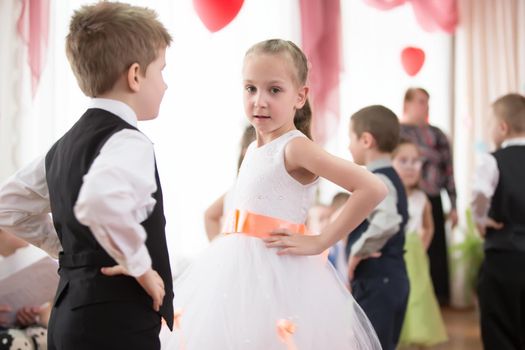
[393,139,448,348]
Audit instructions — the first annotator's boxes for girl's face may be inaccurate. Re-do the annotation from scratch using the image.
[242,52,307,137]
[392,143,423,188]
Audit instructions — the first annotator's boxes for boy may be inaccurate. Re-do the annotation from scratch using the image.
[0,3,173,349]
[472,93,525,349]
[346,105,409,350]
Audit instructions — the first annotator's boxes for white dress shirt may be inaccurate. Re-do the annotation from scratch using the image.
[350,158,403,258]
[0,98,157,277]
[471,137,525,225]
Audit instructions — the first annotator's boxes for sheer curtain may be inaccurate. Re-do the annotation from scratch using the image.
[454,0,525,217]
[0,0,27,181]
[318,0,454,204]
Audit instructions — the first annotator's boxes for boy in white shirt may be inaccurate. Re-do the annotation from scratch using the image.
[0,3,174,349]
[472,93,525,349]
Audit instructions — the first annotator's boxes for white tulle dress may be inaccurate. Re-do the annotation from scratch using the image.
[161,130,381,350]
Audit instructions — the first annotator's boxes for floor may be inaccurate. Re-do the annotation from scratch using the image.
[401,307,483,350]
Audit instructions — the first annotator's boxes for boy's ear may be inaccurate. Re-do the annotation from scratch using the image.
[499,119,509,135]
[295,86,309,109]
[127,63,141,93]
[361,131,375,149]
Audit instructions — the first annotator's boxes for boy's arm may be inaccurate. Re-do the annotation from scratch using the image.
[0,156,61,258]
[74,129,157,278]
[349,174,402,258]
[471,152,499,233]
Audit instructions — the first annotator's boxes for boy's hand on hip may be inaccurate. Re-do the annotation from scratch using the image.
[486,217,504,231]
[347,252,381,282]
[476,217,504,237]
[101,265,165,312]
[137,269,165,312]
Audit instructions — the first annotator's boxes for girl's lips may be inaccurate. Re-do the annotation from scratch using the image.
[254,115,271,119]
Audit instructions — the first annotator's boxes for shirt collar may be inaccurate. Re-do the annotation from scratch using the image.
[88,98,138,127]
[502,137,525,148]
[366,157,392,171]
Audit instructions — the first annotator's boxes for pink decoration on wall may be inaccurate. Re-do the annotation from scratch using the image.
[299,0,342,144]
[17,0,50,98]
[363,0,458,33]
[193,0,244,32]
[401,47,425,76]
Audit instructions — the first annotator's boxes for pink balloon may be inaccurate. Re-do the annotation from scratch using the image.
[401,47,425,76]
[193,0,244,32]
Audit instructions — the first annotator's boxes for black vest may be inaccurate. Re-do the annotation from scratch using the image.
[346,166,408,278]
[45,108,174,329]
[485,146,525,253]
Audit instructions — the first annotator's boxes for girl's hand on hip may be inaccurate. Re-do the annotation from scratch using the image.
[264,229,325,256]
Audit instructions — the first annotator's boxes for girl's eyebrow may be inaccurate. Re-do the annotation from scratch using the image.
[242,79,286,85]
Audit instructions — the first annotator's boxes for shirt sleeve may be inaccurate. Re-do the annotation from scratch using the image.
[436,127,457,209]
[74,129,157,277]
[471,153,499,225]
[0,156,62,258]
[350,174,403,258]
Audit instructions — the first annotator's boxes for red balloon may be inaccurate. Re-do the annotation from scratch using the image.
[193,0,244,32]
[401,47,425,76]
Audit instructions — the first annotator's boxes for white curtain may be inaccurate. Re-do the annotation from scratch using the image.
[454,0,525,217]
[319,0,454,204]
[0,0,28,181]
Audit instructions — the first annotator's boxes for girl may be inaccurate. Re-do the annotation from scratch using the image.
[392,139,448,348]
[162,39,386,349]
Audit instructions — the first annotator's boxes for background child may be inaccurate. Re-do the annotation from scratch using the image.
[472,93,525,349]
[204,125,255,241]
[0,3,174,349]
[162,39,387,350]
[0,230,51,350]
[401,87,457,306]
[346,105,410,350]
[392,139,448,348]
[327,192,351,279]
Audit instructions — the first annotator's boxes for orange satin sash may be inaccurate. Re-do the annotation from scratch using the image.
[221,209,312,238]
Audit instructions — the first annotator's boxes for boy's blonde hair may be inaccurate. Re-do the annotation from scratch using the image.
[492,93,525,134]
[66,2,172,97]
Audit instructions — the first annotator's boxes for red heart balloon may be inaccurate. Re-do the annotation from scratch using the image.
[193,0,244,32]
[401,47,425,76]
